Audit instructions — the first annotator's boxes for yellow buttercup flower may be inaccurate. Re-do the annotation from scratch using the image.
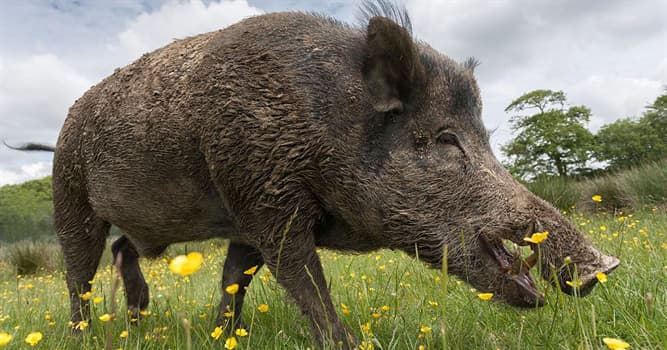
[25,332,42,347]
[257,304,269,313]
[592,195,602,202]
[235,328,248,337]
[0,332,13,346]
[211,326,223,340]
[224,336,237,349]
[341,303,351,315]
[74,320,89,330]
[169,252,203,276]
[120,330,128,338]
[80,291,93,301]
[596,272,608,283]
[243,265,258,275]
[93,296,103,304]
[523,231,548,244]
[99,314,112,322]
[225,284,240,295]
[420,325,432,333]
[566,280,583,288]
[359,340,374,350]
[602,337,630,349]
[477,293,494,300]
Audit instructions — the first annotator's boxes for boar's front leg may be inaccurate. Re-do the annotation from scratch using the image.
[216,242,264,332]
[262,232,356,349]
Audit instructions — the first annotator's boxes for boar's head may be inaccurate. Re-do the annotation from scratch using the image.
[322,11,619,307]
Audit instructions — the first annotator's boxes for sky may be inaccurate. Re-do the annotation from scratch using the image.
[0,0,665,185]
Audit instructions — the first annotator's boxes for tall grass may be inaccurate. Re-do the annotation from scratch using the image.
[0,240,63,275]
[527,159,667,211]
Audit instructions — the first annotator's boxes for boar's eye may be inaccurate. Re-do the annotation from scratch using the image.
[436,131,460,147]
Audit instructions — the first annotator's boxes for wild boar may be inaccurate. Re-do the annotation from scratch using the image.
[8,1,618,348]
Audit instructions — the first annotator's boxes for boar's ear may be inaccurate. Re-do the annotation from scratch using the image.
[363,16,424,113]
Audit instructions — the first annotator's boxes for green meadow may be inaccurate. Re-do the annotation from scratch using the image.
[0,208,665,349]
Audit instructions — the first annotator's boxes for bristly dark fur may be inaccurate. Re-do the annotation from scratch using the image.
[462,57,481,73]
[358,0,412,33]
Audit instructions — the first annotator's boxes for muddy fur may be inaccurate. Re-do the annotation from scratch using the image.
[18,2,618,348]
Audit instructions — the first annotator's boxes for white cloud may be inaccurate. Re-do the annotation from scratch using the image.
[569,75,663,130]
[0,54,91,132]
[117,0,262,61]
[0,162,51,186]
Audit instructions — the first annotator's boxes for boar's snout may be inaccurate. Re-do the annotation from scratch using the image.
[556,246,620,296]
[491,193,620,304]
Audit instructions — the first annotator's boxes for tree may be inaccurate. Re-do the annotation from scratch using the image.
[501,90,594,180]
[595,90,667,170]
[0,177,54,242]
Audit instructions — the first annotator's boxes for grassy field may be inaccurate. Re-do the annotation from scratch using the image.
[0,209,665,349]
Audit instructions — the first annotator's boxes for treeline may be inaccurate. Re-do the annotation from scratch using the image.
[502,89,667,180]
[0,177,54,242]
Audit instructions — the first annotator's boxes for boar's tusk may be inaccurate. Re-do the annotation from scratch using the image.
[523,253,538,269]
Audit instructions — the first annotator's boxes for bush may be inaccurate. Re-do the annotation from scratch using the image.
[525,176,580,210]
[527,159,667,212]
[2,240,63,275]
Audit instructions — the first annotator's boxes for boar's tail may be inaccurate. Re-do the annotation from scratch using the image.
[3,140,55,152]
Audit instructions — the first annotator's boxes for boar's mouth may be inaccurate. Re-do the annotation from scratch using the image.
[479,234,545,307]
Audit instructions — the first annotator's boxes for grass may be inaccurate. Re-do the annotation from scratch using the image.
[0,209,665,349]
[0,240,63,275]
[526,159,667,212]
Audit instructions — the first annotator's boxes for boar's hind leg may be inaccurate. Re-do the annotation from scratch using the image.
[111,236,149,321]
[216,242,264,332]
[56,206,110,329]
[262,234,356,349]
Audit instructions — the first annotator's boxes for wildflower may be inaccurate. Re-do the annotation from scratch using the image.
[361,322,372,335]
[420,326,432,333]
[477,293,494,300]
[93,296,103,304]
[371,312,381,319]
[169,252,203,276]
[75,320,89,330]
[257,304,269,313]
[359,340,374,350]
[99,314,112,322]
[120,330,128,338]
[224,336,237,349]
[225,284,239,295]
[235,328,248,337]
[592,195,602,202]
[341,303,351,315]
[381,305,390,312]
[0,332,13,346]
[25,332,42,347]
[596,272,608,283]
[211,326,223,340]
[523,231,548,244]
[566,280,583,288]
[602,337,630,349]
[80,291,93,301]
[243,265,258,275]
